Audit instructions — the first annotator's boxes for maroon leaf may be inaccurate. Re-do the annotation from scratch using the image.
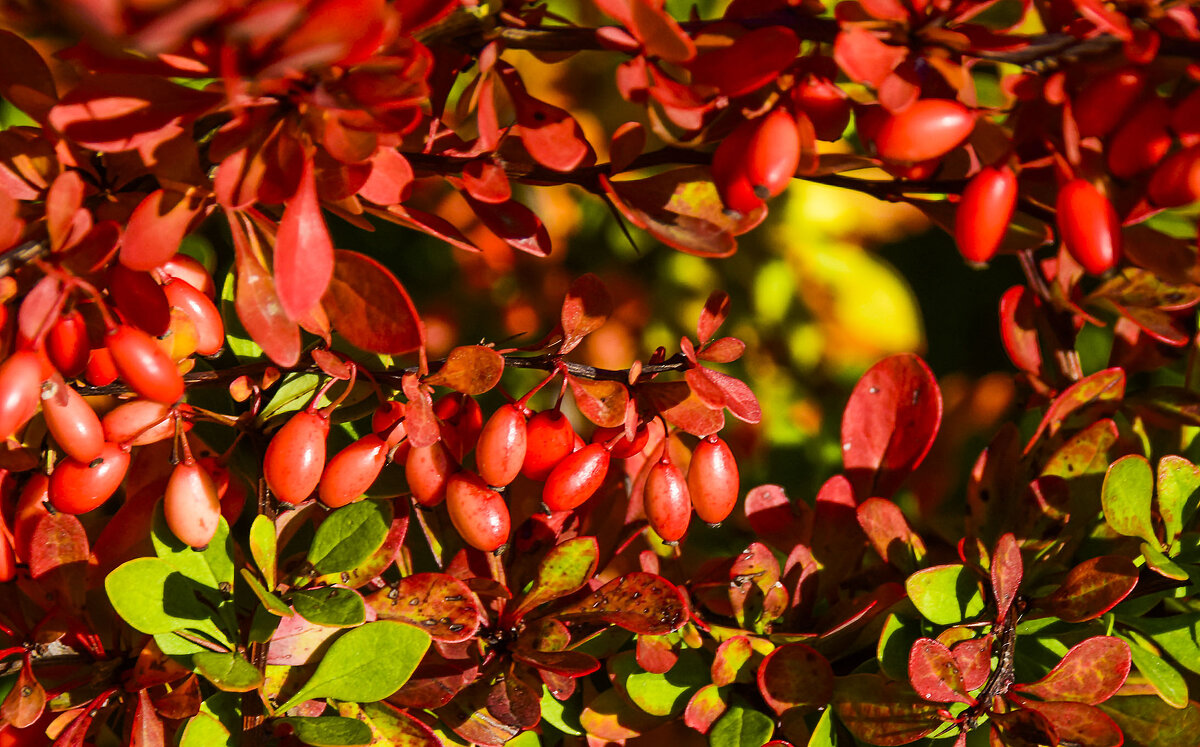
[0,30,57,122]
[383,204,479,253]
[744,484,807,552]
[131,688,165,747]
[830,674,942,746]
[857,497,925,573]
[1026,368,1125,453]
[560,274,612,354]
[907,638,973,705]
[553,572,687,634]
[1014,698,1124,747]
[484,671,541,730]
[990,532,1023,624]
[697,291,731,345]
[229,210,300,366]
[464,194,551,257]
[568,375,629,428]
[758,643,834,715]
[275,155,334,321]
[990,706,1056,746]
[687,26,799,97]
[365,573,483,643]
[512,648,600,678]
[1014,636,1131,705]
[423,346,503,395]
[121,189,205,272]
[609,121,645,173]
[108,264,171,336]
[1036,556,1139,623]
[29,512,89,579]
[999,285,1045,377]
[438,680,522,747]
[508,537,599,623]
[323,249,423,355]
[0,658,44,728]
[841,353,943,500]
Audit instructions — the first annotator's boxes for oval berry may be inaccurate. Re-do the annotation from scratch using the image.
[1074,67,1146,138]
[102,399,175,445]
[645,457,691,542]
[263,409,329,504]
[873,99,975,163]
[372,400,407,446]
[1057,179,1122,275]
[688,436,740,525]
[592,424,649,459]
[1106,96,1172,178]
[955,166,1018,265]
[1148,145,1200,207]
[162,253,215,297]
[745,108,801,200]
[319,433,388,508]
[41,377,104,463]
[46,310,90,378]
[476,404,527,488]
[48,442,130,514]
[793,75,851,141]
[164,460,222,548]
[105,325,185,404]
[543,442,611,512]
[406,440,455,507]
[445,471,510,552]
[163,278,224,356]
[521,410,577,481]
[0,351,45,440]
[85,347,119,387]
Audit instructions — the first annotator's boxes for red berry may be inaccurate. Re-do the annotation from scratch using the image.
[46,310,89,378]
[162,254,215,297]
[199,456,247,525]
[434,393,482,462]
[521,410,576,481]
[955,166,1018,265]
[1171,87,1200,146]
[41,376,104,463]
[0,351,45,441]
[688,436,740,525]
[1074,67,1146,138]
[162,278,224,356]
[711,119,763,216]
[406,441,455,507]
[102,399,175,445]
[445,471,510,552]
[1056,179,1122,275]
[475,404,527,488]
[793,74,851,141]
[263,409,329,504]
[1106,96,1172,178]
[1148,145,1200,207]
[85,347,119,387]
[873,99,975,163]
[372,400,407,446]
[48,442,130,514]
[591,424,649,459]
[645,457,691,542]
[164,460,222,548]
[543,442,611,511]
[105,325,185,404]
[319,433,388,508]
[744,108,802,200]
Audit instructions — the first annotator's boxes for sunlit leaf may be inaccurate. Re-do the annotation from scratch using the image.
[364,572,483,643]
[323,249,423,355]
[275,716,372,746]
[275,155,334,321]
[193,652,264,693]
[28,511,88,579]
[905,564,985,625]
[1157,456,1200,547]
[1035,555,1138,623]
[578,687,664,741]
[337,700,443,747]
[292,587,367,628]
[568,375,629,428]
[907,638,972,705]
[306,499,393,577]
[709,699,775,747]
[1027,368,1125,451]
[423,345,503,394]
[560,274,612,354]
[554,572,687,634]
[509,537,598,623]
[1014,636,1130,704]
[858,498,925,574]
[1015,698,1124,747]
[1102,455,1159,545]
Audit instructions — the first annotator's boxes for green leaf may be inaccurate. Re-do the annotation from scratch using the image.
[1124,632,1190,709]
[1126,613,1200,676]
[1102,455,1158,545]
[807,707,838,747]
[193,651,265,693]
[1101,696,1200,747]
[616,648,708,717]
[260,373,322,424]
[105,557,231,646]
[274,621,430,714]
[709,699,775,747]
[876,613,922,682]
[905,565,986,625]
[336,700,443,747]
[307,500,393,577]
[509,537,599,622]
[276,716,372,746]
[250,514,278,590]
[541,686,583,736]
[1157,456,1200,547]
[179,713,232,747]
[292,587,367,628]
[151,504,235,590]
[1141,542,1190,581]
[241,568,294,617]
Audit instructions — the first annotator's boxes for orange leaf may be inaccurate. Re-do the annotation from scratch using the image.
[323,249,423,355]
[424,346,504,395]
[275,154,334,321]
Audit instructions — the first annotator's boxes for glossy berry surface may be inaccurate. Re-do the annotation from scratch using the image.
[319,433,388,508]
[521,410,576,481]
[446,470,510,552]
[543,442,611,512]
[406,441,454,507]
[41,377,104,463]
[164,460,222,548]
[688,436,740,525]
[873,99,974,163]
[645,457,691,542]
[1056,179,1122,276]
[48,442,130,514]
[263,409,329,504]
[475,404,527,488]
[955,166,1018,265]
[105,325,185,404]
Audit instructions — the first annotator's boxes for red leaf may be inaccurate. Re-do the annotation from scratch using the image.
[275,155,335,321]
[951,636,993,692]
[17,275,62,346]
[999,285,1045,377]
[511,648,600,677]
[553,572,687,634]
[462,160,511,204]
[46,170,90,253]
[121,189,205,271]
[0,659,45,728]
[687,26,799,97]
[424,346,503,395]
[227,212,299,366]
[639,380,725,437]
[635,635,678,674]
[28,512,89,579]
[687,367,761,423]
[401,375,439,449]
[698,336,745,363]
[744,484,807,552]
[1036,555,1139,623]
[684,684,727,734]
[560,274,613,354]
[609,122,645,173]
[831,674,942,746]
[841,353,943,500]
[365,573,483,643]
[834,27,907,87]
[463,194,551,257]
[384,204,479,253]
[323,249,423,355]
[568,375,628,428]
[628,0,696,62]
[1014,698,1124,747]
[0,30,57,122]
[1027,367,1126,452]
[907,638,973,705]
[497,66,591,172]
[991,532,1023,624]
[757,643,834,715]
[711,636,753,686]
[131,688,165,747]
[1014,637,1131,705]
[359,148,414,206]
[0,190,24,252]
[697,290,731,345]
[857,497,925,573]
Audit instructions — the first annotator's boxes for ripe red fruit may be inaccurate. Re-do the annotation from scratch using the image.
[1056,179,1122,275]
[406,441,454,507]
[319,433,388,508]
[1148,145,1200,207]
[793,75,851,141]
[372,400,407,446]
[1171,87,1200,146]
[85,347,119,387]
[46,310,89,378]
[711,119,764,216]
[445,471,510,552]
[476,404,527,488]
[198,456,247,524]
[0,519,13,583]
[105,325,185,404]
[41,377,104,463]
[162,254,215,297]
[434,393,482,461]
[592,424,649,459]
[744,108,802,200]
[543,443,611,511]
[645,457,691,542]
[102,399,175,445]
[0,351,45,441]
[688,436,740,525]
[263,409,329,504]
[1106,96,1172,178]
[162,278,224,356]
[955,166,1018,265]
[521,410,576,481]
[873,99,975,163]
[48,442,130,514]
[1074,67,1146,138]
[164,460,222,548]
